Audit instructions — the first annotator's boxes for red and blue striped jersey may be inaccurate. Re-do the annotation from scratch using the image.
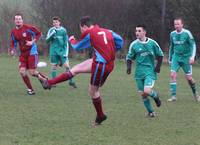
[10,24,41,55]
[70,25,123,63]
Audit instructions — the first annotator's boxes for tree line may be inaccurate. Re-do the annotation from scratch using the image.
[1,0,200,59]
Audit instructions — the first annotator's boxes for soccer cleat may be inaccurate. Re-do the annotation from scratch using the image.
[154,95,161,107]
[37,73,51,90]
[93,115,107,126]
[69,82,77,88]
[167,96,177,102]
[146,112,156,118]
[27,89,35,95]
[39,79,51,90]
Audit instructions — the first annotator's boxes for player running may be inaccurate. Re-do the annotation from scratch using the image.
[168,18,200,102]
[46,16,76,88]
[39,16,123,126]
[10,13,46,95]
[126,25,163,117]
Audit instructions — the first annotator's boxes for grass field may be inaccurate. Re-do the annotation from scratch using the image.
[0,55,200,145]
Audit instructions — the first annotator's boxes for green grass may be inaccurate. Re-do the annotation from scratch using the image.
[0,54,200,145]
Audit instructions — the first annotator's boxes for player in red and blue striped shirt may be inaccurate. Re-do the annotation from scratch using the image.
[39,16,123,126]
[10,13,46,95]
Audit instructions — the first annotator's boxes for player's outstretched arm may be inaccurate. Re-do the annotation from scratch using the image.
[69,33,91,51]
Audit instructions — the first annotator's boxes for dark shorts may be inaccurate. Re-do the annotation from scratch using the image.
[90,61,114,87]
[19,52,38,69]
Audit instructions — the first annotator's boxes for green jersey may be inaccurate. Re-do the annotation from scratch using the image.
[46,26,69,56]
[169,28,196,61]
[126,38,164,79]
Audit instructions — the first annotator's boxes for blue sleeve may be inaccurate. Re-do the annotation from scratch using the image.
[70,34,91,51]
[11,32,17,49]
[27,29,36,39]
[112,32,124,51]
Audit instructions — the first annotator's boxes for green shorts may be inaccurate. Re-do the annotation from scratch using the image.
[171,55,192,75]
[50,55,69,66]
[135,76,155,92]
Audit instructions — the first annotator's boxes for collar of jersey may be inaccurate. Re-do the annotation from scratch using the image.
[175,28,185,34]
[137,38,149,44]
[54,26,63,30]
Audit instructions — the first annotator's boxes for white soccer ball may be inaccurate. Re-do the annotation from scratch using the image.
[37,61,47,68]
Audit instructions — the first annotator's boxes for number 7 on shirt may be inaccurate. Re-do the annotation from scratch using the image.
[98,31,108,44]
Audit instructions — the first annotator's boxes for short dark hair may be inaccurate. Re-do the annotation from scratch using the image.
[52,16,61,22]
[136,24,147,31]
[174,17,184,24]
[80,16,92,27]
[14,13,23,19]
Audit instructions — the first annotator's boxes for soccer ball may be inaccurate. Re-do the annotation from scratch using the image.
[37,61,47,68]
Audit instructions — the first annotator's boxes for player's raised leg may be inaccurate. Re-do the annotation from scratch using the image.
[39,58,92,89]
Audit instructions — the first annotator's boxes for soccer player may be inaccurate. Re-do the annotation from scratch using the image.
[10,13,46,95]
[126,25,163,117]
[39,16,123,126]
[46,16,76,88]
[168,18,200,102]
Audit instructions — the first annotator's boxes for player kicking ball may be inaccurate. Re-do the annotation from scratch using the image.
[39,16,124,126]
[126,25,163,117]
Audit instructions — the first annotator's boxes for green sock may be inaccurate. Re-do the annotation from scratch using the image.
[150,90,158,99]
[143,97,154,113]
[51,69,57,78]
[188,81,196,96]
[69,78,74,84]
[170,82,177,97]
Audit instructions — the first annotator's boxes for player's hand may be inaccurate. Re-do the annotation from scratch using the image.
[26,40,34,46]
[126,59,132,75]
[127,68,131,74]
[52,29,56,34]
[189,57,195,65]
[154,66,161,73]
[69,35,75,41]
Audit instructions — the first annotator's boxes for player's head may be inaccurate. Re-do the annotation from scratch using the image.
[174,17,184,32]
[52,16,61,28]
[135,25,147,40]
[14,13,23,28]
[79,16,93,33]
